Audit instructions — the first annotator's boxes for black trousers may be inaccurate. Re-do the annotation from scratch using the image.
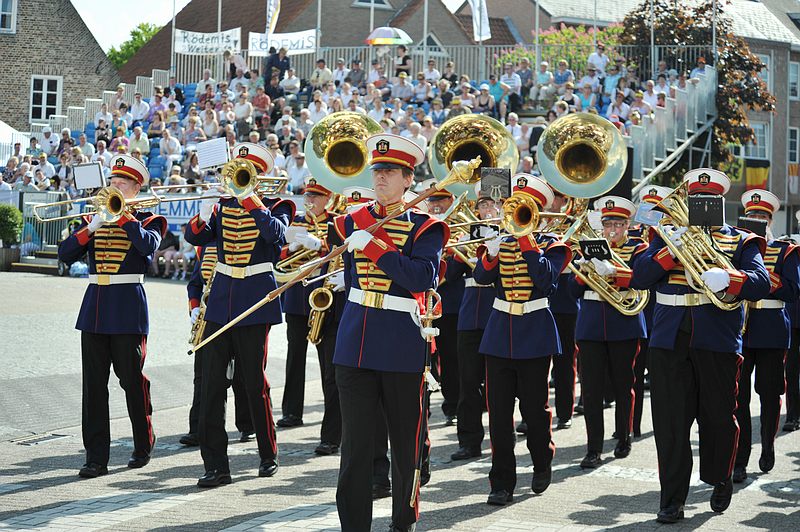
[552,313,577,421]
[189,348,252,435]
[434,314,459,417]
[373,403,391,488]
[785,329,800,421]
[456,329,486,449]
[632,338,649,434]
[577,339,639,453]
[649,331,741,509]
[336,365,425,531]
[317,318,342,445]
[735,347,786,467]
[199,321,277,472]
[283,313,319,419]
[81,332,155,466]
[485,355,554,493]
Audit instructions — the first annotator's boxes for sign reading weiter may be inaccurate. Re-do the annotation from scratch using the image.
[175,27,242,55]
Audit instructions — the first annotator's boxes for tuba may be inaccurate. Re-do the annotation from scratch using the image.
[536,113,649,316]
[652,182,741,311]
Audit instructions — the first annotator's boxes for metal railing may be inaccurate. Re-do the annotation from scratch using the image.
[20,191,70,255]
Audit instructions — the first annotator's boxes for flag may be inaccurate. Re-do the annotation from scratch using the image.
[745,159,770,190]
[266,0,280,36]
[466,0,491,42]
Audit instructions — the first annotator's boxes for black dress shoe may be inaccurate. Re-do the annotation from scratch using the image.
[759,445,775,473]
[783,418,800,432]
[633,428,642,438]
[732,465,747,483]
[487,489,513,506]
[656,505,685,524]
[556,418,572,429]
[239,431,254,443]
[372,483,391,499]
[258,459,279,477]
[276,415,303,428]
[314,442,339,455]
[197,469,232,487]
[388,523,416,532]
[604,400,615,409]
[450,446,481,461]
[710,477,733,513]
[420,461,431,486]
[580,452,602,469]
[614,439,632,459]
[128,453,151,469]
[445,414,457,426]
[516,421,528,434]
[531,465,552,494]
[179,433,199,446]
[574,403,584,415]
[78,463,108,478]
[611,431,620,439]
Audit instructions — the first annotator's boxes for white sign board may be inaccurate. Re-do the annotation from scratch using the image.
[248,29,316,57]
[175,27,241,55]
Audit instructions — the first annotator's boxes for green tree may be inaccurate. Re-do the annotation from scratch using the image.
[107,23,162,69]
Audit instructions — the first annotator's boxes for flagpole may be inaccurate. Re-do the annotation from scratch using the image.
[217,0,223,81]
[534,0,540,67]
[170,0,176,78]
[650,0,656,80]
[316,0,322,59]
[478,0,484,82]
[423,0,429,66]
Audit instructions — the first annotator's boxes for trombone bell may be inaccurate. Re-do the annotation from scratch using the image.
[221,158,259,198]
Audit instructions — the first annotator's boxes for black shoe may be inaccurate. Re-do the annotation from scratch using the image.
[239,431,254,443]
[487,489,513,506]
[179,433,199,446]
[614,439,632,459]
[580,452,602,469]
[420,461,431,487]
[388,523,416,532]
[759,446,775,473]
[710,478,733,513]
[78,463,108,478]
[258,459,279,477]
[450,446,481,461]
[128,453,151,469]
[611,431,620,439]
[656,505,685,524]
[732,465,747,483]
[197,469,232,487]
[604,400,615,409]
[314,442,339,456]
[445,414,457,426]
[556,418,572,429]
[574,403,584,415]
[633,428,642,438]
[516,421,528,435]
[783,418,800,432]
[531,465,552,494]
[372,483,391,499]
[276,415,303,428]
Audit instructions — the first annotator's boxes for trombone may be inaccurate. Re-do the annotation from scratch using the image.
[32,186,161,223]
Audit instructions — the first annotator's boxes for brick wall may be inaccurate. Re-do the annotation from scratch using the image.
[0,0,120,132]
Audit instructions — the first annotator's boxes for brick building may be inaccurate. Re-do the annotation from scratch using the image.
[0,0,120,132]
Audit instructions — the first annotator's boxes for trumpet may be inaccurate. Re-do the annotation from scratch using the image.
[153,159,288,200]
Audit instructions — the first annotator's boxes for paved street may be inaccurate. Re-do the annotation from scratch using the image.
[0,272,798,531]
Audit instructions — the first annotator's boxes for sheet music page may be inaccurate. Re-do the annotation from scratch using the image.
[196,138,230,170]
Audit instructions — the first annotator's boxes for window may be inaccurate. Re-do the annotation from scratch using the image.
[756,53,770,90]
[30,76,63,123]
[790,127,799,164]
[790,62,799,100]
[352,0,392,8]
[0,0,17,33]
[744,122,769,160]
[413,33,448,57]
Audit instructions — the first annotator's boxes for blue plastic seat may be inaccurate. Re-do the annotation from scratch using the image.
[148,165,164,179]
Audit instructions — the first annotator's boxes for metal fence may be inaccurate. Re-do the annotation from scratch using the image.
[19,191,69,255]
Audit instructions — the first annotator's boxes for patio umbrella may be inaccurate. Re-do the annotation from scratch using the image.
[364,26,413,46]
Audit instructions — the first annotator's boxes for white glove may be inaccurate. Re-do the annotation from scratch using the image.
[190,307,201,325]
[573,256,588,268]
[667,226,687,257]
[346,230,373,252]
[700,267,730,293]
[420,326,439,340]
[484,235,503,258]
[329,271,345,292]
[297,233,322,251]
[468,257,479,264]
[591,257,617,277]
[87,215,104,233]
[199,187,220,223]
[288,241,302,253]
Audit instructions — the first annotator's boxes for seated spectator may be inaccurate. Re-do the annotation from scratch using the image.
[109,110,126,134]
[459,81,475,107]
[516,58,534,102]
[264,47,290,82]
[433,79,454,108]
[333,58,350,87]
[602,64,623,106]
[626,109,643,132]
[403,122,427,153]
[579,66,601,94]
[690,56,707,79]
[148,111,166,137]
[655,60,669,80]
[473,84,496,116]
[2,156,18,182]
[119,104,133,128]
[199,83,216,108]
[164,76,185,105]
[529,116,547,148]
[530,61,555,109]
[656,92,667,108]
[500,62,523,115]
[151,229,179,277]
[448,97,470,119]
[346,97,366,115]
[147,94,167,121]
[95,119,110,145]
[37,153,56,178]
[195,69,216,98]
[92,140,111,167]
[182,117,207,150]
[308,97,328,124]
[256,115,272,142]
[629,91,652,116]
[339,83,355,106]
[420,116,437,143]
[392,72,413,102]
[57,128,73,155]
[287,152,311,194]
[109,127,130,153]
[166,165,188,191]
[94,103,112,127]
[34,167,51,190]
[130,92,150,127]
[320,82,337,105]
[606,90,631,121]
[26,137,43,158]
[277,124,296,154]
[171,225,196,280]
[251,86,271,121]
[202,109,220,138]
[558,82,581,112]
[167,116,184,141]
[349,59,366,90]
[587,43,610,75]
[609,114,625,134]
[14,171,38,192]
[430,98,448,126]
[233,92,253,140]
[217,102,236,129]
[486,75,510,120]
[367,97,386,122]
[279,67,301,104]
[626,65,641,90]
[40,127,59,156]
[306,58,334,99]
[183,151,204,183]
[328,98,344,114]
[110,84,126,110]
[131,147,144,162]
[615,77,631,102]
[280,106,298,129]
[412,75,433,104]
[76,134,95,158]
[578,83,597,111]
[442,61,458,86]
[159,130,183,172]
[265,75,285,102]
[517,155,534,174]
[642,80,659,109]
[554,100,570,119]
[165,102,180,122]
[230,68,249,95]
[505,112,522,138]
[655,74,669,96]
[215,81,235,103]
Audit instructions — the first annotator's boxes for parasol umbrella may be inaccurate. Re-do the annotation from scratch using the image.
[364,26,413,46]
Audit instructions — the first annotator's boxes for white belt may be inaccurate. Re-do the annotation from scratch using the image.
[465,278,493,288]
[348,287,419,314]
[748,299,785,310]
[582,290,632,302]
[214,262,274,279]
[89,274,144,286]
[493,297,549,316]
[656,292,712,307]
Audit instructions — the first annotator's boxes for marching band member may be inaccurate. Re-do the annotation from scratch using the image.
[450,192,499,461]
[474,174,571,505]
[733,189,800,482]
[570,196,647,468]
[58,154,165,478]
[422,177,464,426]
[631,169,770,523]
[184,142,295,487]
[548,189,579,430]
[631,185,671,438]
[333,134,447,532]
[278,175,334,431]
[786,296,800,432]
[182,244,253,447]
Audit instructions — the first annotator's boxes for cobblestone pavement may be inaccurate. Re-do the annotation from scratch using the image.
[1,273,799,530]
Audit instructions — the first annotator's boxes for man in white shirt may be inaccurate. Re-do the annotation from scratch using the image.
[287,152,311,194]
[332,58,350,87]
[505,113,522,138]
[367,59,382,85]
[78,134,95,158]
[159,130,183,172]
[40,127,59,156]
[195,69,216,98]
[92,140,111,167]
[367,99,386,123]
[402,122,427,153]
[130,92,150,125]
[37,153,56,178]
[230,68,249,94]
[279,68,301,101]
[129,127,150,155]
[307,98,329,124]
[499,62,523,114]
[423,59,441,83]
[587,43,610,75]
[578,67,602,93]
[94,103,113,128]
[642,80,659,110]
